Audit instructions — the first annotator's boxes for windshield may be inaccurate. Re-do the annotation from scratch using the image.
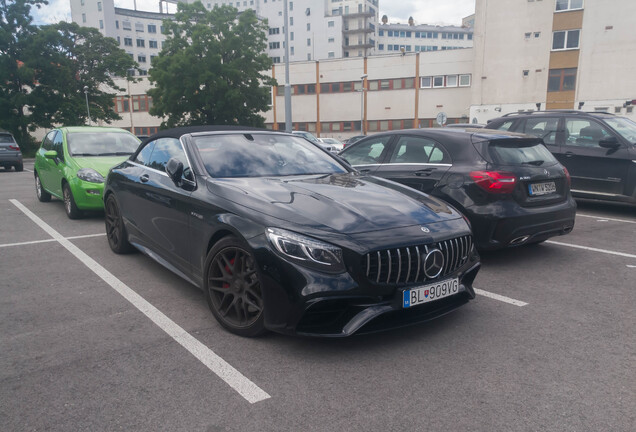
[603,117,636,144]
[67,132,140,156]
[193,133,348,178]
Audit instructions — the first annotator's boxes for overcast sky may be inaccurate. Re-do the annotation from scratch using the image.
[33,0,475,27]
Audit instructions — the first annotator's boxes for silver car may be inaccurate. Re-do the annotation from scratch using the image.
[0,131,23,172]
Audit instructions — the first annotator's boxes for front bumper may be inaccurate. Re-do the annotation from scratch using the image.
[70,179,106,210]
[250,232,480,337]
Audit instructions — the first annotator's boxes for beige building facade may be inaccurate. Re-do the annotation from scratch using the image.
[470,0,636,123]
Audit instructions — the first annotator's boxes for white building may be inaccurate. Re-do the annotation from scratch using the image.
[375,23,473,55]
[470,0,636,123]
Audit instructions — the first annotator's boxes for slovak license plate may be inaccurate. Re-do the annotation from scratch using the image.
[403,278,459,308]
[528,181,556,196]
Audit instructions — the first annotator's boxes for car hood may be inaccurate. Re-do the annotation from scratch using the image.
[206,173,462,235]
[73,156,132,177]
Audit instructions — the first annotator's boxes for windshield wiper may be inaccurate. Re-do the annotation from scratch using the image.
[522,160,544,166]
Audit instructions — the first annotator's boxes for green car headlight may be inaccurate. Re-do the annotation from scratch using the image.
[266,228,345,273]
[77,168,105,183]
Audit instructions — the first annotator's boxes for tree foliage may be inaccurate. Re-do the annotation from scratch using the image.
[0,0,136,152]
[148,2,276,128]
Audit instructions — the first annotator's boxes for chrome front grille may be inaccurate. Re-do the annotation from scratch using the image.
[363,235,473,286]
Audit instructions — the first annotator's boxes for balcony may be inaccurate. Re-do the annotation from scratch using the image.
[342,27,374,35]
[343,11,375,19]
[342,41,375,50]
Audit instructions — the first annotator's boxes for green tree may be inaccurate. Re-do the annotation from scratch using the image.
[27,21,137,128]
[0,0,47,150]
[1,1,136,152]
[148,2,276,128]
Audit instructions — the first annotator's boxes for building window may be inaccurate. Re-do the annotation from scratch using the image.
[124,37,133,46]
[148,24,157,33]
[328,20,334,28]
[149,40,158,49]
[307,23,311,31]
[556,0,584,12]
[116,20,119,29]
[82,13,86,23]
[117,36,120,45]
[132,95,152,112]
[97,2,102,11]
[271,56,280,63]
[446,75,458,87]
[289,1,293,11]
[420,77,432,88]
[268,27,280,35]
[433,76,444,88]
[269,42,280,49]
[548,68,577,92]
[114,97,130,113]
[378,44,384,50]
[552,29,580,50]
[138,69,148,76]
[138,55,146,63]
[136,39,145,47]
[135,23,144,32]
[328,51,335,58]
[122,21,131,30]
[307,38,311,46]
[99,20,103,29]
[459,74,471,87]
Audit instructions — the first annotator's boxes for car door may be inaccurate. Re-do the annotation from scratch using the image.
[125,137,194,277]
[560,118,631,196]
[373,134,453,193]
[37,131,64,197]
[339,135,393,175]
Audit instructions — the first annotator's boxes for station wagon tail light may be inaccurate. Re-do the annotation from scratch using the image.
[563,167,571,187]
[470,170,517,194]
[9,145,20,151]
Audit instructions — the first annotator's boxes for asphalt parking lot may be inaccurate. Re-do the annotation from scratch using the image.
[1,160,635,432]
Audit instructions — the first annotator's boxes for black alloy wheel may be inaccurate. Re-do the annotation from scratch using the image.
[35,172,51,202]
[104,195,134,254]
[62,183,81,219]
[205,237,266,337]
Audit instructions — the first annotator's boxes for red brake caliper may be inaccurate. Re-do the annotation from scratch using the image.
[222,258,235,289]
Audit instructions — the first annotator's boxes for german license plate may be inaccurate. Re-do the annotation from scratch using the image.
[528,181,556,196]
[403,278,459,308]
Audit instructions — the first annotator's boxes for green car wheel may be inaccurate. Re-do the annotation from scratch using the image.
[63,183,82,219]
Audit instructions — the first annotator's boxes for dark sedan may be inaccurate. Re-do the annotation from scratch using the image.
[104,126,480,337]
[339,128,577,250]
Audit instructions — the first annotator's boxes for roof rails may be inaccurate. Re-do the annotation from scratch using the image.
[502,110,614,117]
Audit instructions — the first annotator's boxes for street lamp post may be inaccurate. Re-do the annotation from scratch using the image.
[83,86,92,126]
[360,74,367,135]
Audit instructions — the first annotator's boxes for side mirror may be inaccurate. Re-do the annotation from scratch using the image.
[599,136,621,149]
[165,158,184,185]
[44,150,58,160]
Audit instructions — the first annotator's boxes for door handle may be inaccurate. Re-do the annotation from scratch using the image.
[358,168,371,174]
[415,168,436,176]
[140,174,150,183]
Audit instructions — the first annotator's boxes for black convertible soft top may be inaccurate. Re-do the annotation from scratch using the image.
[141,125,285,144]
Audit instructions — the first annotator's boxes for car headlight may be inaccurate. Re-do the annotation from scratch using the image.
[266,228,345,273]
[77,168,105,183]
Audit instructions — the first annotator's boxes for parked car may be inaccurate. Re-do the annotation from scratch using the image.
[291,130,320,144]
[339,128,577,250]
[104,126,480,337]
[343,135,366,147]
[445,123,486,129]
[485,110,636,205]
[318,137,344,152]
[0,131,23,172]
[34,126,140,219]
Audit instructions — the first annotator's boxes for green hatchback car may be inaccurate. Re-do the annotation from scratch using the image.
[34,126,140,219]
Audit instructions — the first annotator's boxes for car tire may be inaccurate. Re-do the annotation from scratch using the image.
[15,163,23,172]
[104,194,135,254]
[35,172,51,202]
[204,236,267,337]
[62,182,82,219]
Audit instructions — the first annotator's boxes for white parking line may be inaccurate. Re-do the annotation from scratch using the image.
[0,233,105,248]
[474,289,528,307]
[9,199,270,404]
[546,240,636,259]
[577,214,636,224]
